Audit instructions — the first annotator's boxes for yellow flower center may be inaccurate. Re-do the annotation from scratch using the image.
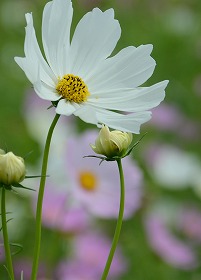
[56,74,90,103]
[79,171,97,191]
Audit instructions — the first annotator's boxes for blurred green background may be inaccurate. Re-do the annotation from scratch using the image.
[0,0,201,279]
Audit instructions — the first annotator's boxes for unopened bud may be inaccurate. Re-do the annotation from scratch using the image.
[91,125,133,158]
[0,150,26,186]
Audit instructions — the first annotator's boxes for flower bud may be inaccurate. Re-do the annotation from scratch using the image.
[91,125,133,158]
[0,150,26,186]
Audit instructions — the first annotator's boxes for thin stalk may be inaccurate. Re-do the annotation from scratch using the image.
[1,187,14,280]
[31,114,60,280]
[101,158,125,280]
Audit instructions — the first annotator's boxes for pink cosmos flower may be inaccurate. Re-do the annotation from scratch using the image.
[64,130,143,219]
[144,202,198,270]
[56,231,127,280]
[14,259,49,279]
[179,207,201,243]
[38,184,90,233]
[149,103,200,140]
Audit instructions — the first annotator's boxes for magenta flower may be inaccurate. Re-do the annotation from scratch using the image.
[64,130,143,219]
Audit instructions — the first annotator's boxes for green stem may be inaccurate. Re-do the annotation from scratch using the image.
[1,187,14,280]
[31,113,60,280]
[101,158,125,280]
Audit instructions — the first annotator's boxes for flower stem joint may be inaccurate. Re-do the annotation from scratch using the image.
[90,125,135,162]
[0,149,26,190]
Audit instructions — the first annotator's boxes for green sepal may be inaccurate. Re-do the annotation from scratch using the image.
[0,184,12,190]
[12,183,35,192]
[10,242,23,256]
[124,132,148,157]
[25,175,49,179]
[23,150,33,160]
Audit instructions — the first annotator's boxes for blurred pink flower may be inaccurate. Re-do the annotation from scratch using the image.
[14,259,49,279]
[65,130,143,219]
[145,209,198,270]
[57,231,127,280]
[150,103,200,140]
[39,185,90,233]
[179,207,201,243]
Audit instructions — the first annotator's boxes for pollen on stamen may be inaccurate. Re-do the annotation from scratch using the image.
[56,74,90,103]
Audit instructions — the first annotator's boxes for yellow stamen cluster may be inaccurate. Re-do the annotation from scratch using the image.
[79,171,97,191]
[56,74,90,103]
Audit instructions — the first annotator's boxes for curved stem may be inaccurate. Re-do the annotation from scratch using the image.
[1,187,14,280]
[31,113,60,280]
[101,158,125,280]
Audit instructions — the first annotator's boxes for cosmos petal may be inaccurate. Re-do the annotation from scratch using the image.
[96,110,152,133]
[56,99,78,116]
[34,80,60,101]
[69,8,121,78]
[15,13,56,86]
[87,80,168,112]
[42,0,73,76]
[86,44,156,91]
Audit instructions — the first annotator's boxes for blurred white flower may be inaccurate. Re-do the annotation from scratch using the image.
[15,0,168,133]
[145,144,201,189]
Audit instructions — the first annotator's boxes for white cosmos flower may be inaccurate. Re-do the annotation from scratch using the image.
[15,0,168,133]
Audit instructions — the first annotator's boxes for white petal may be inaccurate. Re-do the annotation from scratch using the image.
[86,44,156,90]
[34,80,60,101]
[72,104,151,133]
[73,105,100,125]
[15,13,56,86]
[56,99,78,116]
[15,57,36,84]
[96,110,152,133]
[87,80,168,112]
[69,8,121,77]
[42,0,73,76]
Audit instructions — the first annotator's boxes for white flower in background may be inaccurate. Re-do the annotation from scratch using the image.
[15,0,168,133]
[144,144,201,189]
[23,91,75,156]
